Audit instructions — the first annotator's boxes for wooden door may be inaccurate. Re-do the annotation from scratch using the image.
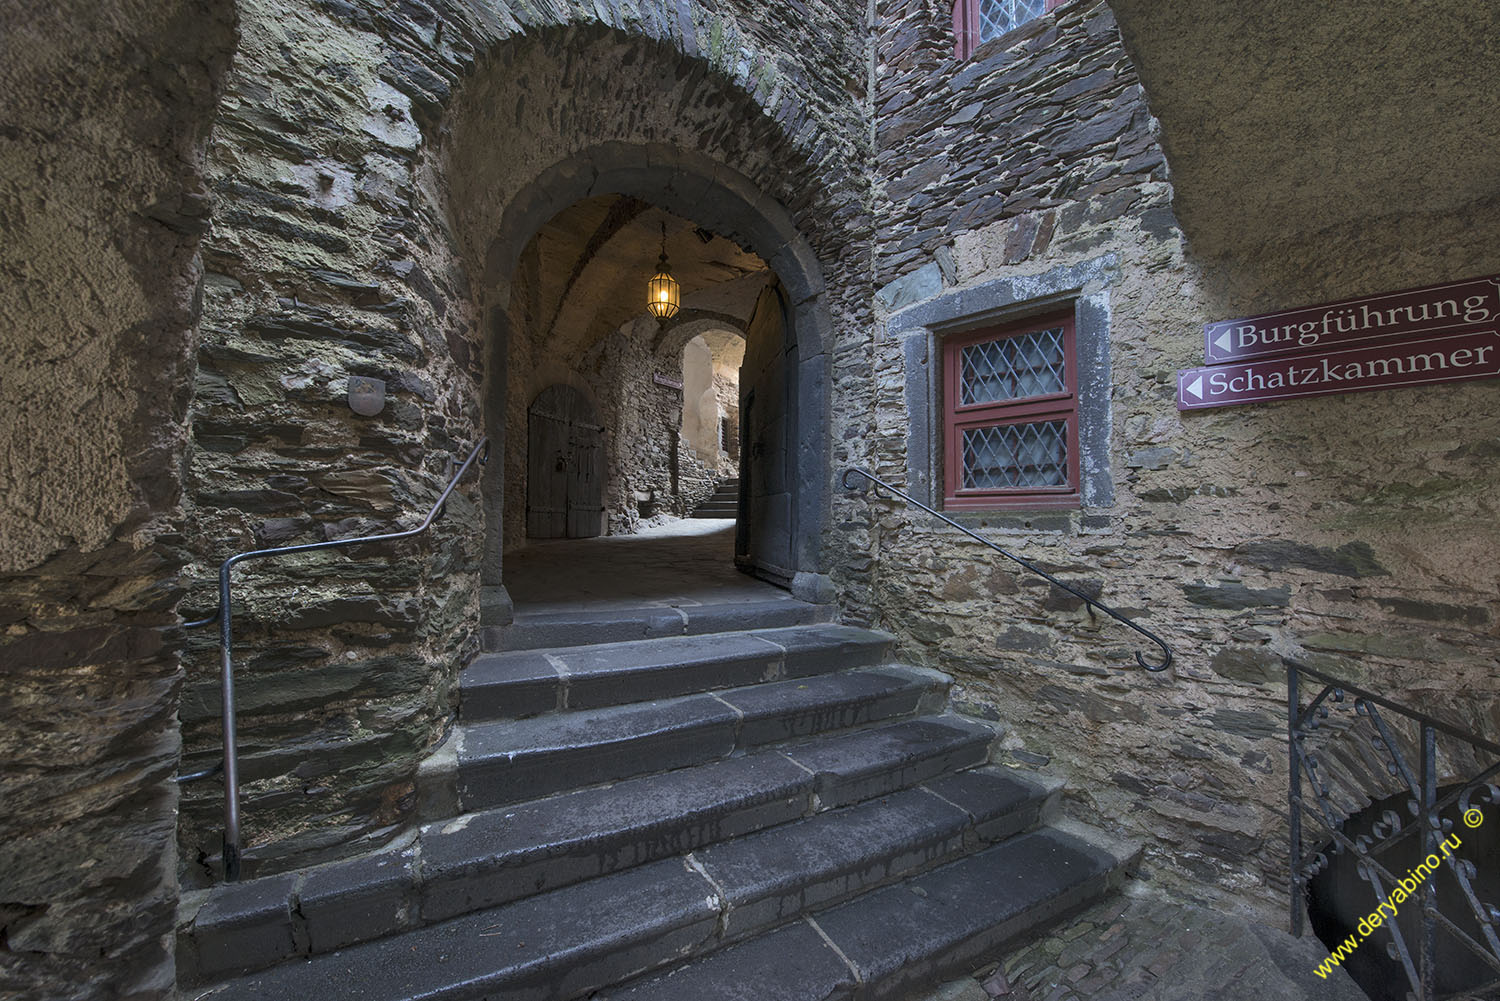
[526,385,604,539]
[736,284,794,585]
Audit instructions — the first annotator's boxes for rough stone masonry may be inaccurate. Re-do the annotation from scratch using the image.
[3,1,1499,999]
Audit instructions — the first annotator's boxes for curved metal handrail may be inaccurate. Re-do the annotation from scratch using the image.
[180,437,489,881]
[1285,655,1500,998]
[841,467,1172,672]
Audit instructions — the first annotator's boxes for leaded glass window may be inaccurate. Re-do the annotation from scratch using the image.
[954,0,1061,59]
[959,326,1066,404]
[943,310,1080,509]
[962,420,1069,489]
[977,0,1047,42]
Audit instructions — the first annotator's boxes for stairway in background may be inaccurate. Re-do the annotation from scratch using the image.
[178,598,1136,1001]
[689,477,739,518]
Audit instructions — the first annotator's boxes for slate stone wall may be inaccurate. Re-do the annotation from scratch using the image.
[863,0,1500,920]
[181,0,871,880]
[178,0,489,881]
[0,3,236,998]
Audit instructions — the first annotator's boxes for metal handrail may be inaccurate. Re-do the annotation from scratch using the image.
[841,467,1172,671]
[180,437,489,881]
[1286,656,1500,999]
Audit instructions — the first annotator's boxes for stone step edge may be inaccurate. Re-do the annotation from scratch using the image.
[482,595,835,652]
[179,714,1013,986]
[459,623,897,724]
[448,666,954,814]
[596,820,1143,1001]
[194,818,1131,1001]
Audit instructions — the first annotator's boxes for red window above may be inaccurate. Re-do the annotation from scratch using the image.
[942,311,1080,510]
[953,0,1067,60]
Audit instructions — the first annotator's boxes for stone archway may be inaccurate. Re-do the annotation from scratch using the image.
[475,145,836,623]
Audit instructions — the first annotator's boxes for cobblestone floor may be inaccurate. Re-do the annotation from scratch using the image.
[901,885,1374,1001]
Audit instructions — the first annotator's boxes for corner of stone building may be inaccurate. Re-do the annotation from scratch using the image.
[0,1,238,998]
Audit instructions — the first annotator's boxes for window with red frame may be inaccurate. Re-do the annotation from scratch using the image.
[942,312,1080,510]
[953,0,1067,59]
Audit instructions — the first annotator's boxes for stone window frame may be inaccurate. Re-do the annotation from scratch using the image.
[952,0,1069,60]
[942,309,1081,510]
[894,256,1115,523]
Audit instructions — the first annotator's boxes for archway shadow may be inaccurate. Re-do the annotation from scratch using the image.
[502,520,795,613]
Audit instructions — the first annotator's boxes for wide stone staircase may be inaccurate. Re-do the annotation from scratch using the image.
[689,477,739,518]
[178,597,1136,1000]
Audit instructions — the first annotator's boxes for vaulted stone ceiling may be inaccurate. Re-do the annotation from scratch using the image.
[1108,1,1500,256]
[524,195,769,363]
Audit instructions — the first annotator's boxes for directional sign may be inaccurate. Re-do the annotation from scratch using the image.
[1178,329,1500,411]
[1203,273,1500,365]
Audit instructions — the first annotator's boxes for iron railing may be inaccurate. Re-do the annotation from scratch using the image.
[1287,656,1500,999]
[840,467,1172,671]
[179,437,489,881]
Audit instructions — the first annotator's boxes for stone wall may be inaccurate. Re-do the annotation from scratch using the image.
[584,316,690,535]
[8,2,1495,995]
[0,2,235,998]
[862,0,1500,921]
[180,0,871,878]
[178,0,488,881]
[710,332,746,471]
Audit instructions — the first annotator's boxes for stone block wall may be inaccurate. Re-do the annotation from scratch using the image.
[860,0,1500,921]
[582,316,694,534]
[178,0,488,881]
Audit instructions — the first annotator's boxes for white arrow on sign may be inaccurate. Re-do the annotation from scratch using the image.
[1184,375,1203,399]
[1213,330,1232,354]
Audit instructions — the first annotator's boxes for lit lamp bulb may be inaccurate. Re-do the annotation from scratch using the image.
[646,223,680,320]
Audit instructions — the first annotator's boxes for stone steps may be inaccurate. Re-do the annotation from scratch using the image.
[181,614,1138,999]
[193,818,1131,1001]
[462,623,894,722]
[599,821,1138,1001]
[690,479,740,518]
[484,594,829,652]
[178,713,1004,985]
[691,504,738,518]
[451,665,950,812]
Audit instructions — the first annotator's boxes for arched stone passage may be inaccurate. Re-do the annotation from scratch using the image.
[653,314,753,360]
[146,0,869,892]
[474,147,835,621]
[676,327,746,468]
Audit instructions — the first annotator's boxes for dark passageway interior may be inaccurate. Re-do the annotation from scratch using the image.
[503,520,788,613]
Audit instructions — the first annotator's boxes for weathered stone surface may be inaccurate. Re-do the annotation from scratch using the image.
[860,0,1500,933]
[0,1,236,998]
[1374,596,1489,627]
[1233,540,1389,578]
[905,890,1368,1001]
[1209,647,1284,686]
[995,626,1052,653]
[1299,631,1447,662]
[1181,581,1291,610]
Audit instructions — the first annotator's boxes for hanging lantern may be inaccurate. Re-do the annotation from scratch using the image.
[646,222,680,320]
